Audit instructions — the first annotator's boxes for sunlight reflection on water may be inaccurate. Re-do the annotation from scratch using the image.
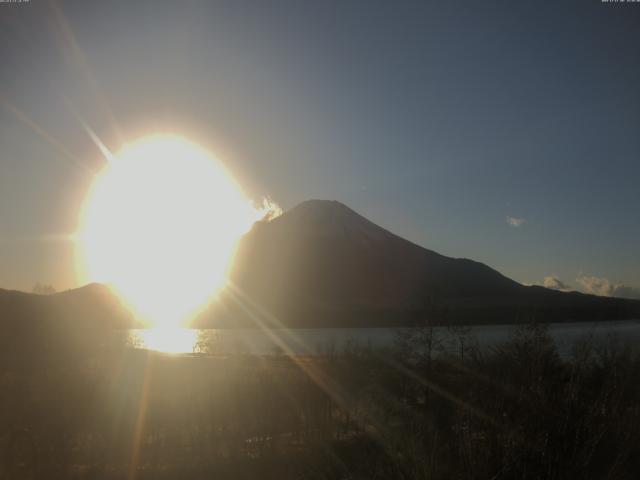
[129,328,200,354]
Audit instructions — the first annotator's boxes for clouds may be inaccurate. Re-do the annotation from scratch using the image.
[541,274,640,300]
[506,216,525,227]
[543,275,572,292]
[257,196,283,222]
[575,275,614,297]
[576,275,640,300]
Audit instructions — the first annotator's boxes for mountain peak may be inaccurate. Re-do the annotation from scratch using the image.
[288,199,354,216]
[228,197,530,327]
[267,199,381,240]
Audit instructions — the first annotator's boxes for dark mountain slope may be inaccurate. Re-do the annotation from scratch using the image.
[200,200,640,327]
[231,200,520,307]
[0,283,134,328]
[0,284,135,371]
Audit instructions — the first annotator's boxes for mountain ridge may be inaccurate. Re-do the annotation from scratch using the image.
[207,199,640,327]
[2,199,639,328]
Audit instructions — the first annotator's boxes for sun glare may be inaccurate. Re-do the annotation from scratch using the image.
[76,135,264,329]
[129,328,200,354]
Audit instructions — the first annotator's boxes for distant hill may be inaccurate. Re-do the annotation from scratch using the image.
[198,199,640,327]
[0,283,134,329]
[0,283,134,370]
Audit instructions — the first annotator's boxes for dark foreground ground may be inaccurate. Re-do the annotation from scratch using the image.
[1,322,640,479]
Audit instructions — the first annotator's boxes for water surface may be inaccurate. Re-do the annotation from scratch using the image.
[128,319,640,357]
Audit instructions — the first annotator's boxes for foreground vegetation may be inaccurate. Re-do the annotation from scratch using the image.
[1,322,639,479]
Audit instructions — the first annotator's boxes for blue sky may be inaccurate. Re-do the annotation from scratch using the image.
[0,0,639,293]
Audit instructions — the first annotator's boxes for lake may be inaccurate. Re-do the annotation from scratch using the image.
[128,319,640,357]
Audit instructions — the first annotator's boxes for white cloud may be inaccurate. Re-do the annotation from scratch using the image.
[256,196,283,222]
[541,274,640,300]
[576,275,613,296]
[576,275,640,300]
[543,275,572,292]
[506,216,525,227]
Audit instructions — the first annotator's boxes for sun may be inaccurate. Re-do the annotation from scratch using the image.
[76,134,261,328]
